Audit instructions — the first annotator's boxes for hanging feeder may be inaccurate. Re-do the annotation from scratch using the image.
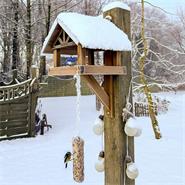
[124,118,142,137]
[72,136,84,183]
[126,162,139,180]
[93,115,104,136]
[95,160,104,172]
[95,151,105,172]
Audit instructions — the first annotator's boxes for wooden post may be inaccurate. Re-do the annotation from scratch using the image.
[29,88,38,137]
[103,7,134,185]
[53,49,61,67]
[29,66,39,137]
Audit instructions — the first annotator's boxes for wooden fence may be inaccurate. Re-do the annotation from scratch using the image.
[0,78,38,140]
[134,102,158,117]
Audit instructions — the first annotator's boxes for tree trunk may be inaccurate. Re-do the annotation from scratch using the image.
[3,37,11,72]
[12,0,19,70]
[26,0,32,78]
[46,0,51,35]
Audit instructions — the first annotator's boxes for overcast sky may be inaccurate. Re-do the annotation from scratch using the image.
[143,0,185,14]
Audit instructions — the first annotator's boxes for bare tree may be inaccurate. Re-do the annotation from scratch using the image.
[12,0,19,70]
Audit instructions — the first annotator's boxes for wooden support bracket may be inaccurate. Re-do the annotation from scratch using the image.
[81,75,110,110]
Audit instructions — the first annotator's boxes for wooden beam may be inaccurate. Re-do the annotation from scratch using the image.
[63,30,66,42]
[114,51,122,66]
[66,35,70,43]
[81,75,110,110]
[77,44,86,65]
[53,29,63,46]
[49,66,77,76]
[48,65,127,76]
[81,65,126,75]
[53,49,60,67]
[58,37,63,45]
[104,51,114,117]
[53,42,76,49]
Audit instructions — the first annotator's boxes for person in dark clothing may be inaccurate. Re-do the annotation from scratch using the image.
[40,114,52,135]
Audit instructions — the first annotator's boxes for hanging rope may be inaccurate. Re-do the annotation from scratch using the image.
[74,74,81,136]
[139,0,162,139]
[73,74,85,183]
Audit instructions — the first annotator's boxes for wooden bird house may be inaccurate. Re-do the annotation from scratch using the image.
[41,12,131,116]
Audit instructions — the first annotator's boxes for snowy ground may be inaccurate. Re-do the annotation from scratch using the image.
[0,92,185,185]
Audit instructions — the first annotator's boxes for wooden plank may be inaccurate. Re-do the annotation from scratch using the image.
[49,65,127,76]
[6,120,28,128]
[82,65,126,75]
[0,105,28,113]
[0,119,27,126]
[81,75,110,110]
[10,104,28,111]
[6,126,29,137]
[0,103,28,112]
[49,66,78,76]
[60,47,77,55]
[0,112,28,120]
[0,111,28,117]
[53,49,61,67]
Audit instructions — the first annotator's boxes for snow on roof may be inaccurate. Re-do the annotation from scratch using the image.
[103,1,130,12]
[41,12,131,54]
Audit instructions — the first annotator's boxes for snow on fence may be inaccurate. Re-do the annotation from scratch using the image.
[134,102,158,117]
[0,78,38,140]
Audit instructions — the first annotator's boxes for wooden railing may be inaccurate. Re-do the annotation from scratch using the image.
[0,79,32,102]
[0,78,38,140]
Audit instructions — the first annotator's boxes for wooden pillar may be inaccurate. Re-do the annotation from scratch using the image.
[29,66,39,137]
[29,87,38,137]
[77,44,86,65]
[53,49,61,67]
[87,49,94,65]
[103,7,133,185]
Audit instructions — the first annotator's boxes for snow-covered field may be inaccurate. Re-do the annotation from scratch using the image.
[0,92,185,185]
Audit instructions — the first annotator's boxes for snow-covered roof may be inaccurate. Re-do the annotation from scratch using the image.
[103,1,130,12]
[41,12,131,54]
